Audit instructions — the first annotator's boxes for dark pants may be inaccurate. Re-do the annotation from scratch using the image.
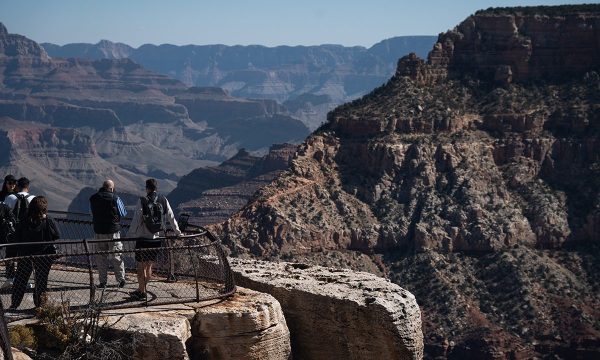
[5,260,15,278]
[11,257,53,308]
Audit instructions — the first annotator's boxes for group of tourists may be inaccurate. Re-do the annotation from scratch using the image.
[0,175,182,308]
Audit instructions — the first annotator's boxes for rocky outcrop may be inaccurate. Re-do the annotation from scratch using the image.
[188,288,291,360]
[222,5,600,255]
[109,312,192,360]
[171,144,297,225]
[215,5,600,358]
[104,288,291,360]
[230,259,423,360]
[395,5,600,86]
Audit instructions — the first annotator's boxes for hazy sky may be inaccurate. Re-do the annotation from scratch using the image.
[0,0,591,48]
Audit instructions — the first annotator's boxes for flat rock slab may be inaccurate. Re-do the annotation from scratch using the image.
[103,287,290,360]
[107,311,192,360]
[230,259,424,360]
[0,348,32,360]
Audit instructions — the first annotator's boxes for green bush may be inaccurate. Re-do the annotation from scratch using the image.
[9,324,37,349]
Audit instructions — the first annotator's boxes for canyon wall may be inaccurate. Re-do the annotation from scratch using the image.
[214,5,600,358]
[0,23,308,209]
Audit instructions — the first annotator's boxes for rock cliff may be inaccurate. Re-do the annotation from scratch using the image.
[230,259,423,360]
[215,5,600,357]
[104,288,291,360]
[170,144,297,225]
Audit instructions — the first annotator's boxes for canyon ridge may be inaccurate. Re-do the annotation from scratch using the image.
[214,5,600,358]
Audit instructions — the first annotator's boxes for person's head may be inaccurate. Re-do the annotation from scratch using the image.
[17,177,30,192]
[2,175,16,193]
[102,179,115,192]
[145,178,157,194]
[28,196,48,222]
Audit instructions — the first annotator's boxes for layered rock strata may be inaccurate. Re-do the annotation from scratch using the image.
[215,5,600,358]
[0,23,308,209]
[104,288,291,360]
[230,259,423,360]
[42,36,438,130]
[171,144,297,225]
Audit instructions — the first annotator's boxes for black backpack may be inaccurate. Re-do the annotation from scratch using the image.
[141,195,164,233]
[0,204,16,244]
[12,194,29,224]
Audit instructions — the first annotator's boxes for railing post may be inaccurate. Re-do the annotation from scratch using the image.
[187,236,201,302]
[82,239,96,306]
[0,299,14,360]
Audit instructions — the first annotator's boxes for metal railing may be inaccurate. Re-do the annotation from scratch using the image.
[0,211,235,322]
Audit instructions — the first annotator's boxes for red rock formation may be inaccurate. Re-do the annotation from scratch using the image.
[215,5,600,357]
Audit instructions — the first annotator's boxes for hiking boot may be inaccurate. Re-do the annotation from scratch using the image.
[118,280,126,288]
[166,274,177,283]
[129,290,146,301]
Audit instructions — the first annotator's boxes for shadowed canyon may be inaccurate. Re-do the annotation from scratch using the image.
[1,4,600,359]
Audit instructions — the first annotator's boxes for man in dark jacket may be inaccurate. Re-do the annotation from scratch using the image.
[89,180,127,288]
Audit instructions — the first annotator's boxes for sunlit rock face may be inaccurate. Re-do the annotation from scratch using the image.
[215,5,600,358]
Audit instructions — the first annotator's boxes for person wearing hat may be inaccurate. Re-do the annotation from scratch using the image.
[0,175,17,203]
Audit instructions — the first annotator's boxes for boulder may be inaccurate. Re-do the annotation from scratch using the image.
[230,259,423,360]
[104,287,291,360]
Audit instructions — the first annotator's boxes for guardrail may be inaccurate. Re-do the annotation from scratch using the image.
[0,211,235,358]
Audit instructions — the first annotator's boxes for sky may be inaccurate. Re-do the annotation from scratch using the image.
[0,0,593,48]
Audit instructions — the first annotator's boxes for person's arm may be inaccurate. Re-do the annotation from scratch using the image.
[4,194,16,209]
[164,198,182,236]
[116,196,127,217]
[47,218,60,240]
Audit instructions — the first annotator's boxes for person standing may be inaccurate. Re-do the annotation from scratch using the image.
[0,175,17,265]
[127,179,181,300]
[3,177,35,287]
[89,180,127,288]
[4,177,36,218]
[9,196,60,309]
[0,175,17,202]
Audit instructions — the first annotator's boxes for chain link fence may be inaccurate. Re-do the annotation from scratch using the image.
[0,211,235,356]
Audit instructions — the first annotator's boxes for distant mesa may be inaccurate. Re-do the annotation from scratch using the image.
[41,35,438,130]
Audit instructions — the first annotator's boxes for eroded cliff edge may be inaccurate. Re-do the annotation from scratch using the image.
[215,5,600,358]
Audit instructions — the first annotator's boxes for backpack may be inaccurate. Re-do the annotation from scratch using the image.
[141,195,164,233]
[0,204,16,244]
[12,194,29,224]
